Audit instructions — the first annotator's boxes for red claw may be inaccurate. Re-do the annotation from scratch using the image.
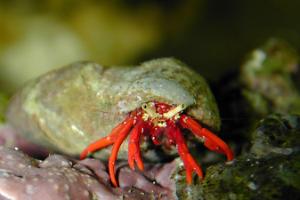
[80,115,133,160]
[128,120,144,171]
[108,117,134,187]
[80,115,134,187]
[179,114,234,161]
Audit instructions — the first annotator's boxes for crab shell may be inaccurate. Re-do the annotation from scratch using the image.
[6,58,220,161]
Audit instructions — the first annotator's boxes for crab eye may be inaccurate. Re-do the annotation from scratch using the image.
[142,103,147,109]
[181,104,186,109]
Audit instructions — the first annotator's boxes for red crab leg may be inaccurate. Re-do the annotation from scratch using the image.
[128,120,144,171]
[179,115,234,161]
[109,117,135,187]
[80,115,133,159]
[150,126,163,145]
[167,123,203,184]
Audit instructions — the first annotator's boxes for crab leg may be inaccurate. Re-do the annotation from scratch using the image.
[128,120,144,171]
[80,115,133,159]
[167,124,203,184]
[109,117,135,187]
[150,126,163,145]
[179,115,234,161]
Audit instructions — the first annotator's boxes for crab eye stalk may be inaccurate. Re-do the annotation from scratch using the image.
[163,104,186,119]
[141,102,161,119]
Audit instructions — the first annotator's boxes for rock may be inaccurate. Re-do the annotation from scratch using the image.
[173,114,300,200]
[250,114,300,158]
[0,147,178,200]
[188,153,300,200]
[240,38,300,116]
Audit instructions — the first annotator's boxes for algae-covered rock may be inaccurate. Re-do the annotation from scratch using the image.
[240,38,300,116]
[250,114,300,158]
[174,114,300,200]
[193,153,300,200]
[174,152,300,200]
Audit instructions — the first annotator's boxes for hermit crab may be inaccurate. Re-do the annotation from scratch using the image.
[7,58,233,187]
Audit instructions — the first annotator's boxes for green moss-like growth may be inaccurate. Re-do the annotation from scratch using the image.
[250,114,300,158]
[198,153,300,200]
[175,114,300,200]
[240,38,300,116]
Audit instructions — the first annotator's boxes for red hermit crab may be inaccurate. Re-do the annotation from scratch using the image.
[80,101,233,186]
[7,58,233,187]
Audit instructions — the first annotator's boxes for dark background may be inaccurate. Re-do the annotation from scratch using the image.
[0,0,299,93]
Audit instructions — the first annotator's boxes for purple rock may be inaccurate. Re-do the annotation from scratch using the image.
[0,147,178,200]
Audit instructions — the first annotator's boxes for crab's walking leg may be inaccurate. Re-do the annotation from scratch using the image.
[179,115,234,161]
[109,117,135,187]
[150,127,163,145]
[80,115,133,159]
[128,120,144,171]
[167,124,203,184]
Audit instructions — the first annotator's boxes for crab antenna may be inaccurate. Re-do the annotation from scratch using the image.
[80,115,133,159]
[163,104,186,119]
[179,114,234,161]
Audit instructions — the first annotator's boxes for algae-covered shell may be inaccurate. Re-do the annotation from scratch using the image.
[6,58,220,159]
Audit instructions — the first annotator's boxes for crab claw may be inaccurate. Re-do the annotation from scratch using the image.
[128,120,144,171]
[108,117,134,187]
[80,115,133,160]
[179,114,234,161]
[80,115,134,187]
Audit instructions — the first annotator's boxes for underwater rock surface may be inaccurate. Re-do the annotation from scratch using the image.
[0,147,178,200]
[182,152,300,200]
[174,114,300,200]
[1,39,300,199]
[0,114,299,199]
[250,114,300,158]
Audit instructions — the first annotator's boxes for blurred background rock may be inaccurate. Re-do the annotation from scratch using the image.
[0,0,299,95]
